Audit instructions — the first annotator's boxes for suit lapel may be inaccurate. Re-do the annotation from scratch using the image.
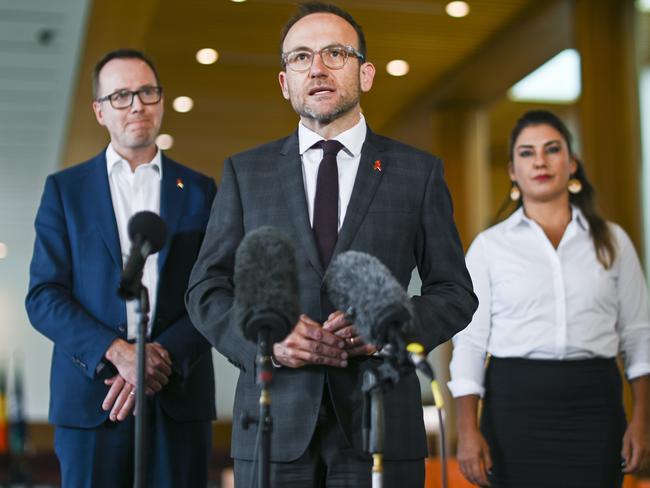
[88,152,122,268]
[278,133,325,276]
[333,128,384,258]
[158,155,186,273]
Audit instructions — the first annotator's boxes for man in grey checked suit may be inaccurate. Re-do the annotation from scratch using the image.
[186,2,477,486]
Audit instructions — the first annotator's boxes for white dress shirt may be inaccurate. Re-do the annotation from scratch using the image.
[448,206,650,398]
[298,115,367,230]
[106,144,162,340]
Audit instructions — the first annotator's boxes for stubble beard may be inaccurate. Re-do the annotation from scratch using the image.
[295,96,358,125]
[292,82,361,126]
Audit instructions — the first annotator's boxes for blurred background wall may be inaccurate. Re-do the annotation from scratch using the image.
[0,0,648,481]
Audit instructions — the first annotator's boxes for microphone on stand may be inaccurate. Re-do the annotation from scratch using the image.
[115,211,166,488]
[325,250,439,381]
[118,211,167,300]
[324,250,414,349]
[326,250,448,488]
[233,226,299,346]
[232,226,299,488]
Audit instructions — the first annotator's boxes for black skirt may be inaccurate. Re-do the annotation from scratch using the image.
[481,357,626,488]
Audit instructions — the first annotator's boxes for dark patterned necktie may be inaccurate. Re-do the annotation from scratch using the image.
[312,139,343,268]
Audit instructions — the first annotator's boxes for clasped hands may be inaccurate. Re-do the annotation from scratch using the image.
[271,311,377,368]
[101,338,172,421]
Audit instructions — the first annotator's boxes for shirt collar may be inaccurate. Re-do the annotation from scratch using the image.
[298,114,367,157]
[571,205,590,231]
[105,143,163,179]
[503,204,590,232]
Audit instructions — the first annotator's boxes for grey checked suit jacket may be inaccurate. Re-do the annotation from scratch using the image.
[186,127,477,462]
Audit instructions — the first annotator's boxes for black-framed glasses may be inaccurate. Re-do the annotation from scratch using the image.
[282,45,365,72]
[96,86,163,109]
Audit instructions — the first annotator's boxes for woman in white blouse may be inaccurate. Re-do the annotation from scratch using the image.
[449,110,650,487]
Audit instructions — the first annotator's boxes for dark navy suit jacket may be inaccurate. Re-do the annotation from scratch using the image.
[26,151,217,428]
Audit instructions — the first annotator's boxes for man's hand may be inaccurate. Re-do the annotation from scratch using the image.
[104,339,173,394]
[102,374,135,421]
[272,314,349,368]
[323,311,377,357]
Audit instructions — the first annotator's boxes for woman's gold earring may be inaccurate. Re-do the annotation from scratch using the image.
[568,177,582,194]
[509,183,521,201]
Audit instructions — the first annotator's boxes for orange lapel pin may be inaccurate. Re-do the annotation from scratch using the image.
[373,160,382,172]
[176,178,184,189]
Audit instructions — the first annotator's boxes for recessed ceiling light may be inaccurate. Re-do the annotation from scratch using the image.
[446,1,470,18]
[173,96,194,113]
[508,49,581,103]
[196,48,219,65]
[0,242,7,259]
[386,59,410,77]
[156,134,174,150]
[231,0,247,2]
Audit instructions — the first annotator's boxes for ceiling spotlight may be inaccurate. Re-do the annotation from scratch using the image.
[196,48,219,65]
[156,134,174,150]
[231,0,247,2]
[0,242,7,259]
[446,1,470,18]
[386,59,410,77]
[173,96,194,113]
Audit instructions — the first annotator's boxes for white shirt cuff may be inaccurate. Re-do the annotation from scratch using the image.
[626,362,650,381]
[447,378,485,398]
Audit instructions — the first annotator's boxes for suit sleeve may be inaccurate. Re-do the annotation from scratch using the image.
[410,159,478,352]
[25,175,119,379]
[185,158,256,371]
[155,177,218,378]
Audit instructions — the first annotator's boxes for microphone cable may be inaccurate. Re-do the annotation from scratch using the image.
[407,342,448,488]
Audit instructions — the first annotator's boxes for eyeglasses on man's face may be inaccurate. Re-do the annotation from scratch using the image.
[282,45,365,72]
[96,86,163,109]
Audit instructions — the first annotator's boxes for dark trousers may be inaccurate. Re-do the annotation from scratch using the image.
[54,399,211,488]
[234,390,424,488]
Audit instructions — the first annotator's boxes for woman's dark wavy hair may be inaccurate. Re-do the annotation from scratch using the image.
[495,109,615,268]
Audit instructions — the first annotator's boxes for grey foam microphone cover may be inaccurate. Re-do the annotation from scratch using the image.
[325,251,413,346]
[233,226,300,343]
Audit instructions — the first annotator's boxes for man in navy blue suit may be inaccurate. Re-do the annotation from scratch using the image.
[26,49,216,487]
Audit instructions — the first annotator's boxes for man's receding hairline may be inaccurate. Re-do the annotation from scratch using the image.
[281,11,361,52]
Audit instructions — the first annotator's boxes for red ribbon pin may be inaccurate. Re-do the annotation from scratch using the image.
[373,160,382,172]
[176,178,184,189]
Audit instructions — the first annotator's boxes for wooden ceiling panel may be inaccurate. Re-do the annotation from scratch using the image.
[65,0,543,179]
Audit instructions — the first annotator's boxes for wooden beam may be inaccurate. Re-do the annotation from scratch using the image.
[575,0,643,251]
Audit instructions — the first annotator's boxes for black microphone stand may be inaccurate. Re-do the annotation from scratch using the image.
[118,276,149,488]
[256,328,273,488]
[241,317,283,488]
[361,357,401,488]
[133,285,149,488]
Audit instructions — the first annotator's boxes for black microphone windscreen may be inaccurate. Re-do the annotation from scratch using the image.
[127,211,167,253]
[233,226,299,344]
[325,251,413,346]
